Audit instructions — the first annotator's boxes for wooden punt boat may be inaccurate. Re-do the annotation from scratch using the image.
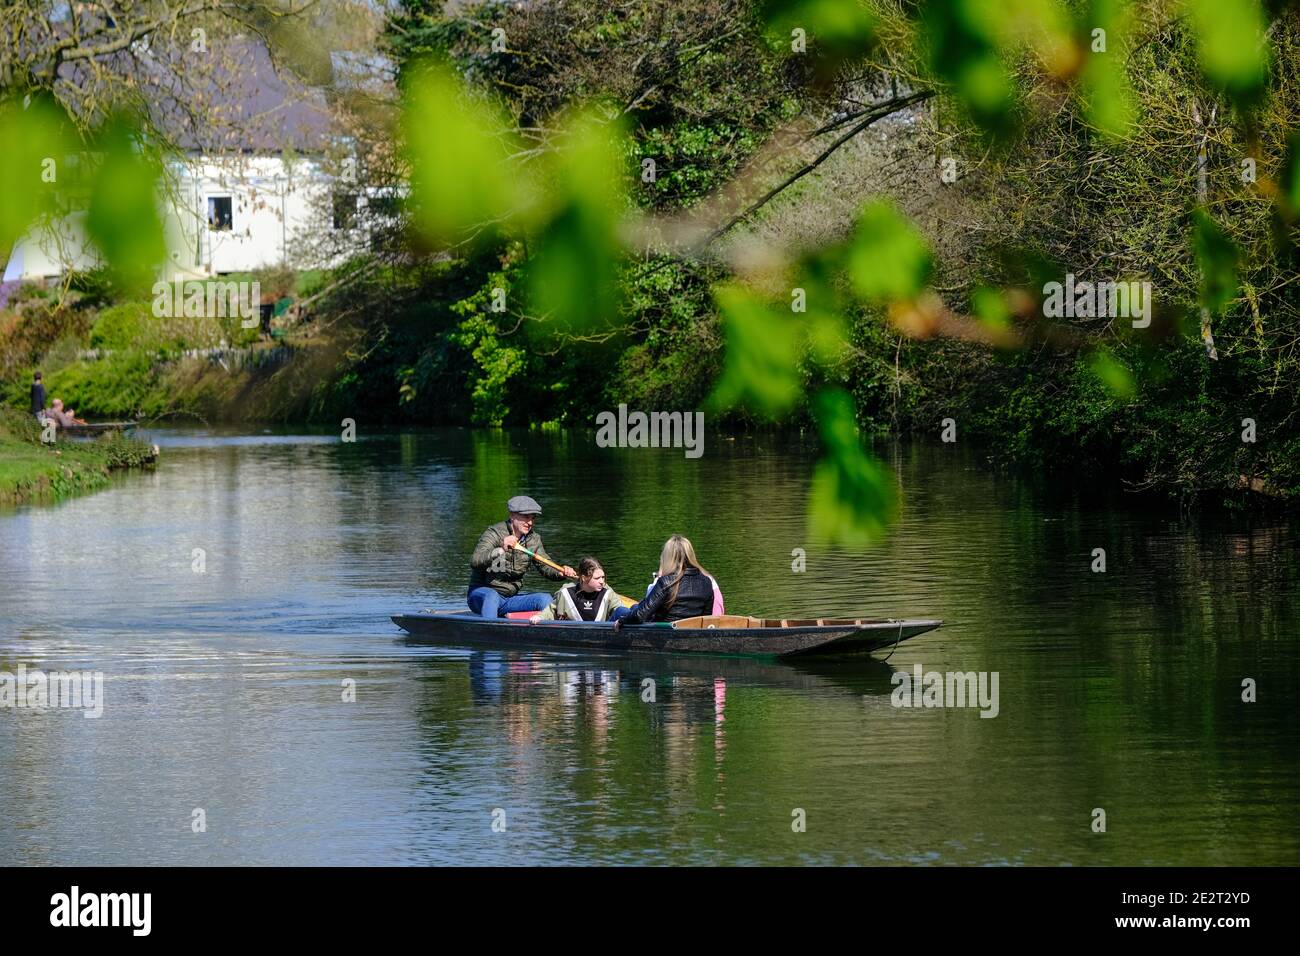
[60,421,137,435]
[391,611,942,660]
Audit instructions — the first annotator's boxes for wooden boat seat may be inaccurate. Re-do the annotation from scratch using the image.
[425,610,890,629]
[671,615,766,630]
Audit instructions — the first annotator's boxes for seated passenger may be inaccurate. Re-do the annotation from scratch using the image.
[46,399,85,427]
[612,534,724,629]
[529,556,627,623]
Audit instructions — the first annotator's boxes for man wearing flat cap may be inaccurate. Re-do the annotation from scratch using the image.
[467,495,577,618]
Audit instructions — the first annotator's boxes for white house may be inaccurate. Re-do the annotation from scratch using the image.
[3,39,389,284]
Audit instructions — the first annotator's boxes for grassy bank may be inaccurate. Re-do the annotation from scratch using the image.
[0,408,157,506]
[0,267,345,423]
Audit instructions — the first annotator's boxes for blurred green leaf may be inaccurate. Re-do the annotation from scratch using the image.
[997,0,1074,72]
[1088,348,1135,398]
[526,113,625,331]
[846,200,933,304]
[1280,133,1300,214]
[0,95,78,255]
[1274,133,1300,257]
[808,388,896,547]
[790,260,850,365]
[1078,0,1135,139]
[808,311,850,365]
[85,119,165,291]
[1193,208,1238,314]
[971,286,1010,329]
[1186,0,1269,106]
[759,0,876,64]
[1081,52,1135,139]
[403,62,525,246]
[921,0,1017,137]
[709,284,803,417]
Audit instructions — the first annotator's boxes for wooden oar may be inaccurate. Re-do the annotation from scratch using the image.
[510,542,637,607]
[509,541,573,576]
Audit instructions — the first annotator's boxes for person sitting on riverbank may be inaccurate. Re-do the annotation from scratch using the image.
[529,556,627,623]
[31,372,46,422]
[612,534,724,629]
[467,495,577,619]
[44,399,86,428]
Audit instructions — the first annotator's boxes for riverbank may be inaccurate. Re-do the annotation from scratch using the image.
[0,408,157,506]
[3,257,1299,507]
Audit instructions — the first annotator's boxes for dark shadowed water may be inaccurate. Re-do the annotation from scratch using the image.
[1,426,1297,865]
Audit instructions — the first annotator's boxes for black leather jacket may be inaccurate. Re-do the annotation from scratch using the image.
[623,566,714,624]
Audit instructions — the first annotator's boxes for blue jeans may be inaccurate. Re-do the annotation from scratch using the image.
[467,587,551,619]
[609,605,634,622]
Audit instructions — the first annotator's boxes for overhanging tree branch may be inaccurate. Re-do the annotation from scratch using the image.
[702,89,934,246]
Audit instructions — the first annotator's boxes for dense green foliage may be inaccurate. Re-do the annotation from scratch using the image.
[842,1,1300,500]
[373,0,1300,506]
[0,271,301,419]
[303,254,723,426]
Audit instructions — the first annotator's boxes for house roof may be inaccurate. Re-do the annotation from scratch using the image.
[56,34,341,155]
[143,37,336,154]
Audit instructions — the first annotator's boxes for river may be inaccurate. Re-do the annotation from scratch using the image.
[1,427,1297,865]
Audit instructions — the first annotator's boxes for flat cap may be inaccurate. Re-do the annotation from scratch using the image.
[507,495,543,515]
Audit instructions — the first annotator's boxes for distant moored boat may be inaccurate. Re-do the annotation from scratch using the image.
[59,421,138,435]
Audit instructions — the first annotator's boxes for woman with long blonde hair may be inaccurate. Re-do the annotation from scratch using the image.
[612,534,724,628]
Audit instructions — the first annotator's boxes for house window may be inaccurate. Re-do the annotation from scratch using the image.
[207,196,233,231]
[332,192,358,230]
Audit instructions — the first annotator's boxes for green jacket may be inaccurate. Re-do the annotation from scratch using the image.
[534,583,627,622]
[467,520,567,597]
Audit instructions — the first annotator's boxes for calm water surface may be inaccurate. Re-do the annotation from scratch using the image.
[1,427,1297,865]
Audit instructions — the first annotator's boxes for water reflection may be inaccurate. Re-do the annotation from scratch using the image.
[0,426,1297,865]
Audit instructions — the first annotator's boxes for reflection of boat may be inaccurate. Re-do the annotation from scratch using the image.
[448,648,906,701]
[566,651,906,698]
[392,611,941,660]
